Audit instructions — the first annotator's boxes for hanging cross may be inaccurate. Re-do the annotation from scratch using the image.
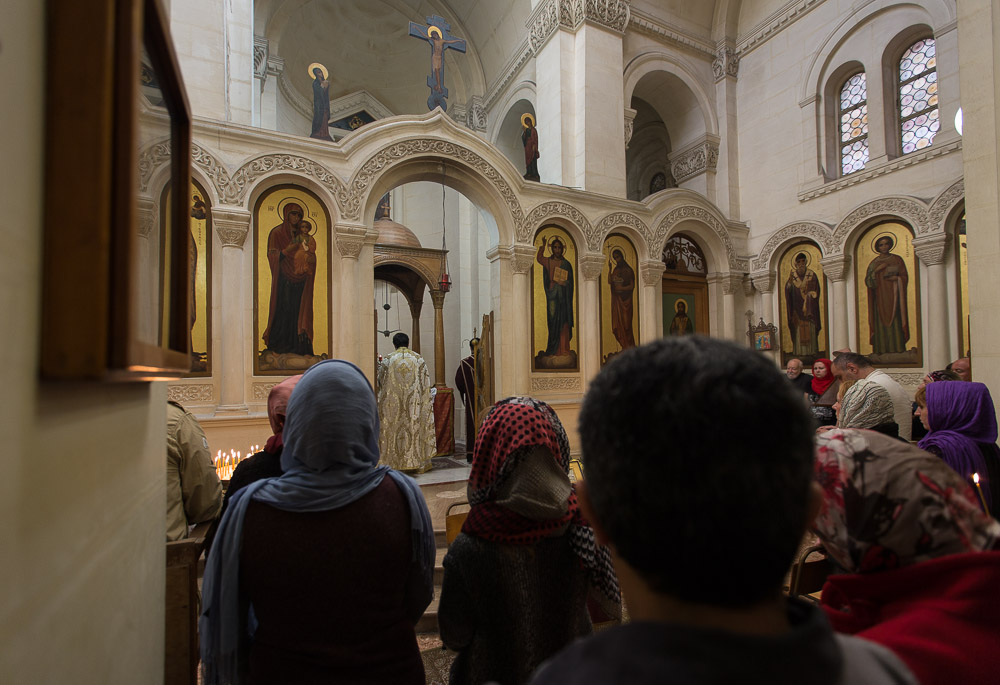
[408,15,466,112]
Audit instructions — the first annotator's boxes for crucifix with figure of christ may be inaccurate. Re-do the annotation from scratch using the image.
[408,15,466,112]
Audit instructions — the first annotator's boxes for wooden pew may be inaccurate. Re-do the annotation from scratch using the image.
[165,520,214,685]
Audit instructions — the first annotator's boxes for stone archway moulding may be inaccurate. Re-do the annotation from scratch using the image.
[751,221,835,272]
[832,195,932,250]
[592,212,653,255]
[927,177,964,233]
[518,201,593,245]
[654,205,747,270]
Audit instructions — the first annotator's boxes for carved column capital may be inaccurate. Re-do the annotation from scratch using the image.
[510,244,537,275]
[137,197,156,238]
[750,270,776,294]
[624,106,637,149]
[713,44,739,82]
[253,36,268,81]
[639,259,666,287]
[668,134,721,184]
[819,254,851,281]
[580,253,606,281]
[430,290,447,308]
[742,275,755,297]
[720,272,745,295]
[214,209,252,248]
[913,233,951,266]
[335,225,367,259]
[528,0,629,53]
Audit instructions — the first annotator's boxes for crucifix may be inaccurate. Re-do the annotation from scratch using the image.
[408,15,466,112]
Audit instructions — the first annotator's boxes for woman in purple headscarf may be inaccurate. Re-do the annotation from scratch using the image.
[917,381,1000,514]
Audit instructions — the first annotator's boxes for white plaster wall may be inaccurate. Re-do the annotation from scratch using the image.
[0,2,166,681]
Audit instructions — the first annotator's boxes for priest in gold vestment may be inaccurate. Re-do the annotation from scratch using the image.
[376,332,436,474]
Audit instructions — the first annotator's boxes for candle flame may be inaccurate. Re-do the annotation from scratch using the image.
[974,472,981,484]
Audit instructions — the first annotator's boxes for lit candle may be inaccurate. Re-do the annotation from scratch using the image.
[973,473,991,517]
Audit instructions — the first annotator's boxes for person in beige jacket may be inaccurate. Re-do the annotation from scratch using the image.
[166,400,222,541]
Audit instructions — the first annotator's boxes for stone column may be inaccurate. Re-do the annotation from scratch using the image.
[213,209,251,415]
[430,290,447,388]
[260,55,284,131]
[639,260,666,344]
[819,254,851,352]
[510,245,536,395]
[408,299,424,354]
[751,271,776,327]
[721,273,744,341]
[335,228,365,364]
[713,43,739,215]
[959,0,1000,390]
[579,253,605,384]
[914,234,951,369]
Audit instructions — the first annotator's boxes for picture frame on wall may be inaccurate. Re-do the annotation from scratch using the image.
[41,0,192,380]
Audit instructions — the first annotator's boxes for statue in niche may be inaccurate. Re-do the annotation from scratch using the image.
[308,62,333,141]
[408,15,466,112]
[521,113,540,182]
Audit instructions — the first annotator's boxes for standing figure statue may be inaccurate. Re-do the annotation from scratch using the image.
[784,252,821,356]
[865,235,910,355]
[308,63,332,141]
[522,113,540,182]
[536,236,574,357]
[408,16,467,112]
[608,249,635,350]
[263,202,317,356]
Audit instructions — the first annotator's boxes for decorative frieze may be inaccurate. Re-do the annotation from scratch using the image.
[654,204,747,271]
[465,96,488,132]
[137,198,156,238]
[832,197,931,246]
[531,376,581,392]
[624,107,637,149]
[887,373,926,387]
[253,35,268,82]
[594,212,652,252]
[335,230,365,259]
[750,271,775,294]
[519,201,593,245]
[213,210,251,248]
[750,221,835,271]
[168,383,214,403]
[669,136,720,184]
[927,178,964,233]
[528,0,630,53]
[252,382,278,400]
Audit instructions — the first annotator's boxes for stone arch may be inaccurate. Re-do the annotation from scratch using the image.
[489,80,536,145]
[519,201,592,249]
[228,153,349,213]
[653,204,745,271]
[592,212,654,259]
[138,139,232,205]
[244,173,342,234]
[623,52,719,138]
[928,177,964,234]
[751,221,836,272]
[833,195,931,251]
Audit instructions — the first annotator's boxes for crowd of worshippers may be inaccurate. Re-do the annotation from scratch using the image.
[165,338,1000,684]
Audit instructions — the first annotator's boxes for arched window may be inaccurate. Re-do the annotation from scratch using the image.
[839,72,868,175]
[899,38,938,154]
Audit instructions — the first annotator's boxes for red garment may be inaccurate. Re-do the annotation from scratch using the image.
[811,358,835,395]
[821,550,1000,685]
[263,203,316,347]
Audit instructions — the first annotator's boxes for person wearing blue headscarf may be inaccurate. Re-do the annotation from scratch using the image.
[200,360,435,684]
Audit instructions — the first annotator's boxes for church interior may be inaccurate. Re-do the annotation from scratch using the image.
[5,0,1000,681]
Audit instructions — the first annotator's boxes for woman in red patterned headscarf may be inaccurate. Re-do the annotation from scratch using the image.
[439,396,620,685]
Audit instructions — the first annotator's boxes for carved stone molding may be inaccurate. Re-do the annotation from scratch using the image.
[750,271,775,293]
[168,383,214,403]
[214,209,251,248]
[266,55,285,79]
[137,198,156,238]
[913,233,950,266]
[593,212,651,253]
[519,201,593,246]
[742,275,755,297]
[190,143,232,199]
[832,196,931,247]
[465,96,487,132]
[669,136,720,184]
[253,35,268,81]
[639,259,665,287]
[528,0,629,53]
[510,244,537,274]
[887,373,926,387]
[712,45,739,82]
[928,177,964,232]
[230,154,350,210]
[628,8,715,58]
[819,254,851,281]
[654,205,747,271]
[346,139,523,230]
[579,0,630,34]
[252,382,278,400]
[531,376,581,392]
[579,254,606,281]
[624,107,637,149]
[138,141,171,192]
[720,273,745,295]
[750,222,834,271]
[335,231,365,259]
[738,0,825,55]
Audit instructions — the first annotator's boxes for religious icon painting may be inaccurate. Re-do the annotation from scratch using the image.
[158,180,213,376]
[253,185,331,375]
[854,221,922,366]
[599,234,639,366]
[778,241,829,368]
[663,293,696,336]
[532,226,579,372]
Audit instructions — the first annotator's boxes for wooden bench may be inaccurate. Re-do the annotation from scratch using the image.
[165,520,214,685]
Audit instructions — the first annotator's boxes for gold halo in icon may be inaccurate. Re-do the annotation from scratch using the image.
[521,113,535,128]
[307,62,329,80]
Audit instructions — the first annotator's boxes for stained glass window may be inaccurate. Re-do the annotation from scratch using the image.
[899,38,938,154]
[839,72,868,175]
